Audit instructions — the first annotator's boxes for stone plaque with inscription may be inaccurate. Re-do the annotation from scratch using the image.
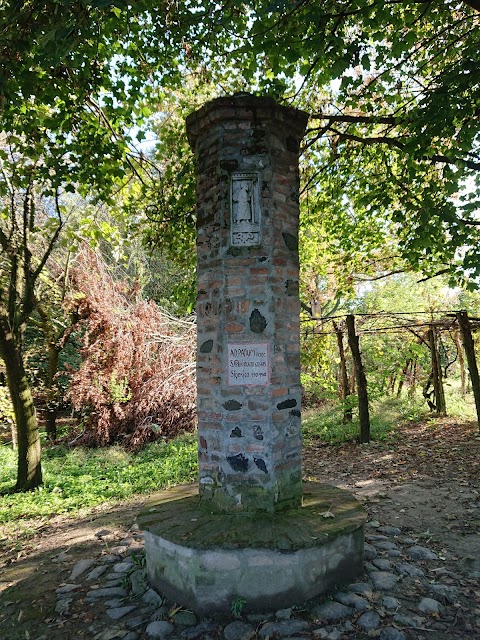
[228,343,269,386]
[231,173,261,246]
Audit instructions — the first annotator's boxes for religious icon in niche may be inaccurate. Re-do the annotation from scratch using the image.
[231,173,261,246]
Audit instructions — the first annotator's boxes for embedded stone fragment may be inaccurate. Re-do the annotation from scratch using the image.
[226,453,249,472]
[249,309,267,333]
[356,610,381,631]
[370,571,399,591]
[86,565,108,581]
[223,400,243,411]
[224,621,256,640]
[372,558,393,571]
[86,587,128,599]
[146,621,174,639]
[258,620,310,637]
[200,340,214,353]
[106,605,137,620]
[56,584,79,595]
[407,546,438,561]
[70,558,96,580]
[364,543,377,560]
[282,232,297,252]
[418,597,444,614]
[276,399,297,410]
[334,591,370,611]
[396,562,424,578]
[382,596,401,611]
[312,602,353,620]
[379,629,406,640]
[254,457,268,474]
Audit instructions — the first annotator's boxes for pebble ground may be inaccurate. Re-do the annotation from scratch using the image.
[50,519,479,640]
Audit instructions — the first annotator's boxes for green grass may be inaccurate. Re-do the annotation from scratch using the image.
[0,433,197,528]
[302,395,426,445]
[302,383,477,446]
[1,381,476,537]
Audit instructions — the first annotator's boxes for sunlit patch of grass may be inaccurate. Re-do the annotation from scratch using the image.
[0,433,197,529]
[302,394,427,446]
[302,383,477,446]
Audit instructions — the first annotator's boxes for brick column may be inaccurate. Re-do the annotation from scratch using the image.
[186,94,308,513]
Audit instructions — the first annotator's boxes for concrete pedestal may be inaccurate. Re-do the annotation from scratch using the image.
[138,482,366,613]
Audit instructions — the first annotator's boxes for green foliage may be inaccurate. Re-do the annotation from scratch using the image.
[2,0,477,288]
[230,596,247,618]
[0,386,14,431]
[302,395,428,446]
[0,433,197,525]
[303,379,477,446]
[108,373,132,404]
[301,333,338,402]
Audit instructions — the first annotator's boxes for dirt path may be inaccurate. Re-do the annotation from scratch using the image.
[304,417,480,574]
[0,417,479,639]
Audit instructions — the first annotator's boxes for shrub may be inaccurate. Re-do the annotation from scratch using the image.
[66,250,196,449]
[0,385,14,435]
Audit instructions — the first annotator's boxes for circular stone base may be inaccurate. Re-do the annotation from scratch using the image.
[137,482,366,613]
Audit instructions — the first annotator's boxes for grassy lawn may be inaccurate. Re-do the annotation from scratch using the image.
[0,433,197,536]
[303,381,476,446]
[1,383,476,540]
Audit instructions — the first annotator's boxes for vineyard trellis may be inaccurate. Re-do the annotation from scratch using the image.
[301,310,480,441]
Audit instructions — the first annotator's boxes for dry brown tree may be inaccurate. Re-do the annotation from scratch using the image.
[66,249,196,448]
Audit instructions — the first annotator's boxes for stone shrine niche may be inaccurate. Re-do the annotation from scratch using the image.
[230,172,261,246]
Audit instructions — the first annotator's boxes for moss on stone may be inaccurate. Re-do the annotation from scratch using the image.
[138,482,366,552]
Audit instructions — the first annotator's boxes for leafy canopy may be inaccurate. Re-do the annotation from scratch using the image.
[1,1,479,283]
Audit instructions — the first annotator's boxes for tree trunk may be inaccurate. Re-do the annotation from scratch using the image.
[388,373,397,395]
[397,359,411,397]
[428,327,446,416]
[453,331,467,397]
[346,314,370,443]
[10,416,18,449]
[333,321,352,423]
[456,311,480,430]
[0,332,42,491]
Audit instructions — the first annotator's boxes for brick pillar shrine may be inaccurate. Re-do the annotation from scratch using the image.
[186,94,309,512]
[139,95,366,612]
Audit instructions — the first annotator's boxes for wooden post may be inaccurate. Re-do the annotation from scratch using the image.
[397,359,411,397]
[453,331,467,397]
[456,311,480,430]
[333,321,352,423]
[408,359,418,397]
[346,314,370,443]
[428,327,446,416]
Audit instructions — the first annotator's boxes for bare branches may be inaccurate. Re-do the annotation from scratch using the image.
[32,190,64,283]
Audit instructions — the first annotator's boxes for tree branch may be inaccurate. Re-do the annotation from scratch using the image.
[462,0,480,11]
[309,113,399,127]
[416,268,451,283]
[32,191,64,283]
[355,269,405,282]
[329,128,480,171]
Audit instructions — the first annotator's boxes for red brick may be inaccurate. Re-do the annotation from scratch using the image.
[226,323,243,333]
